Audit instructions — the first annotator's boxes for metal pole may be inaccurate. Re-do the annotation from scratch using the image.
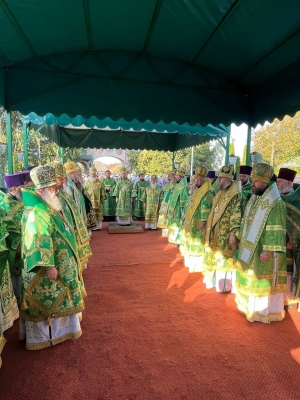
[246,124,252,165]
[23,122,28,169]
[190,146,194,177]
[59,147,64,164]
[6,110,13,174]
[172,152,175,169]
[38,137,41,160]
[225,126,231,165]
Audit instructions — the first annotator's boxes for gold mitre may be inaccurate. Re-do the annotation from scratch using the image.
[120,167,127,173]
[89,166,97,173]
[50,161,66,178]
[175,167,186,177]
[151,174,157,180]
[30,164,57,189]
[251,163,274,183]
[194,166,207,178]
[64,161,78,174]
[218,165,234,180]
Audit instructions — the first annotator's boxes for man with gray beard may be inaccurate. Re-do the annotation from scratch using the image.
[50,161,92,271]
[141,175,164,229]
[20,165,86,350]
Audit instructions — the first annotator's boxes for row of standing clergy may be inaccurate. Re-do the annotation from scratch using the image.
[84,167,167,228]
[157,163,300,324]
[0,161,105,365]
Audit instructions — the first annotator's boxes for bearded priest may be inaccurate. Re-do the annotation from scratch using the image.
[20,165,85,350]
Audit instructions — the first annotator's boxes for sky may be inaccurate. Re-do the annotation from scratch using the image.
[230,123,248,158]
[95,156,121,165]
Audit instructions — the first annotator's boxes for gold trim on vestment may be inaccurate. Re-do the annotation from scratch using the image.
[265,225,286,231]
[263,245,286,252]
[183,180,211,233]
[205,181,241,243]
[0,336,6,354]
[20,304,85,323]
[26,329,82,350]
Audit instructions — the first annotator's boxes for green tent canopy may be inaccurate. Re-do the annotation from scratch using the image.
[27,114,229,151]
[0,0,300,128]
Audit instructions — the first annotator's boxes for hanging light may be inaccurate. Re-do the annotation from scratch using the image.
[0,143,7,154]
[229,154,238,165]
[17,151,24,161]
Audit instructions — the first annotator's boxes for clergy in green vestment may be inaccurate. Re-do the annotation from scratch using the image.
[0,208,19,331]
[235,163,287,323]
[102,170,116,221]
[0,173,25,305]
[276,167,299,307]
[84,166,106,230]
[0,208,19,368]
[239,165,253,205]
[157,171,176,237]
[20,165,85,350]
[141,175,164,230]
[64,161,87,223]
[202,165,242,293]
[113,167,136,225]
[179,166,215,273]
[133,173,150,219]
[166,167,190,244]
[50,162,92,271]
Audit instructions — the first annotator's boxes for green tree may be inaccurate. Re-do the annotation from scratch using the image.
[136,150,173,175]
[241,145,247,165]
[126,150,141,173]
[181,141,225,172]
[252,112,300,173]
[229,141,236,156]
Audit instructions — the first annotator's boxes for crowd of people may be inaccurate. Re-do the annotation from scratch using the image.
[158,163,300,325]
[0,158,299,367]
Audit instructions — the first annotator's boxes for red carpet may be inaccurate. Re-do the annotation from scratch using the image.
[1,222,300,399]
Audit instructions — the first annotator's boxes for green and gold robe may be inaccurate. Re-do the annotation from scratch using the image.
[203,181,242,277]
[102,178,116,218]
[134,180,150,218]
[59,191,92,270]
[20,189,85,326]
[281,187,300,303]
[235,183,287,323]
[67,177,87,223]
[0,191,24,303]
[179,181,214,262]
[113,179,135,221]
[0,211,19,335]
[141,184,164,224]
[157,182,176,230]
[84,178,106,221]
[166,178,190,244]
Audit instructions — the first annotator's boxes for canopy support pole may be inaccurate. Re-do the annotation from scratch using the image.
[190,146,194,177]
[59,147,64,164]
[216,136,226,150]
[225,125,231,165]
[245,125,252,165]
[172,152,176,169]
[27,122,46,142]
[6,110,13,174]
[23,122,28,169]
